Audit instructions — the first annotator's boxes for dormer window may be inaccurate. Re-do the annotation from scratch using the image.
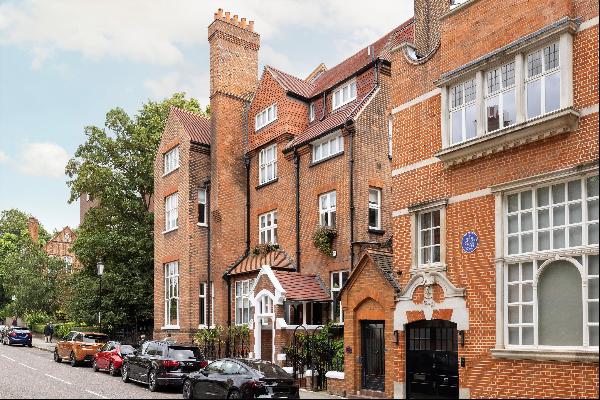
[255,104,277,131]
[332,80,357,110]
[309,102,315,122]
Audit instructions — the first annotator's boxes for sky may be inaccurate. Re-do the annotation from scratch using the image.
[0,0,414,233]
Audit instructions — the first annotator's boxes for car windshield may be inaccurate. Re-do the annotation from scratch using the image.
[167,346,202,360]
[243,360,291,378]
[82,334,108,343]
[119,345,135,355]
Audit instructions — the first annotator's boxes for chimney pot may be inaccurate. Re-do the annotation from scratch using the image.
[216,8,223,19]
[233,15,238,24]
[240,17,247,28]
[225,11,230,21]
[248,20,254,31]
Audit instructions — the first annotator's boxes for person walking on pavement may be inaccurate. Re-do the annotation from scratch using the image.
[44,322,52,343]
[49,322,54,343]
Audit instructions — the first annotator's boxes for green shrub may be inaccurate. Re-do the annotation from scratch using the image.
[23,310,52,327]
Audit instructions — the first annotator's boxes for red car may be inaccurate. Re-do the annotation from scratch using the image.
[92,341,135,376]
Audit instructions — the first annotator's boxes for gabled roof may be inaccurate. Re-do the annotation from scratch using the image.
[264,19,414,101]
[273,271,331,302]
[283,85,380,151]
[46,226,76,244]
[339,249,401,299]
[170,107,211,146]
[226,249,296,276]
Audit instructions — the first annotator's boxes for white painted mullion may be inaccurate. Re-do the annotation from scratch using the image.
[583,256,589,347]
[583,177,589,245]
[532,188,538,252]
[533,259,539,347]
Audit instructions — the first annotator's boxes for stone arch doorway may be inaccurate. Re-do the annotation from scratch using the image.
[406,319,459,399]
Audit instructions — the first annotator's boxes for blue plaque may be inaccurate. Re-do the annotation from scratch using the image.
[461,231,479,253]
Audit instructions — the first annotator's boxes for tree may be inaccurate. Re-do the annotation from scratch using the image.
[65,93,205,329]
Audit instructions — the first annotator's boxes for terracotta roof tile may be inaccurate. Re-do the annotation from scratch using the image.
[227,250,295,276]
[274,271,331,302]
[367,250,401,294]
[171,107,211,146]
[266,66,314,99]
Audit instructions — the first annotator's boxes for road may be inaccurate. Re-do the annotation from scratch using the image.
[0,343,341,399]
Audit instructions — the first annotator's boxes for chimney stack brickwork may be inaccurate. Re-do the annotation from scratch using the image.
[27,217,39,244]
[414,0,449,57]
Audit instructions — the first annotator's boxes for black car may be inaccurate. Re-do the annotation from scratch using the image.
[182,358,300,399]
[121,340,207,392]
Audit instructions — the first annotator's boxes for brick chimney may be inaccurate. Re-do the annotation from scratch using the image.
[27,217,39,243]
[206,9,260,327]
[414,0,450,57]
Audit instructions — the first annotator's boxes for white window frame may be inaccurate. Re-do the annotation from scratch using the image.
[417,209,442,267]
[485,61,517,132]
[235,280,251,325]
[255,104,278,131]
[163,146,180,175]
[164,262,179,329]
[312,132,344,163]
[198,188,207,226]
[63,256,73,274]
[332,79,357,110]
[164,193,178,232]
[331,270,349,323]
[199,282,207,328]
[387,117,393,158]
[309,102,315,122]
[259,210,278,245]
[449,77,478,145]
[369,188,382,230]
[525,42,561,119]
[319,191,337,228]
[499,174,599,350]
[259,144,278,185]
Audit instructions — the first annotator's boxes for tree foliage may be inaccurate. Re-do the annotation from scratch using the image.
[64,93,205,329]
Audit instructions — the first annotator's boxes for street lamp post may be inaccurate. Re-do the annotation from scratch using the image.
[97,260,104,331]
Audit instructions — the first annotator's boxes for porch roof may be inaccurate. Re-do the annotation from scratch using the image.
[273,271,331,302]
[226,249,295,276]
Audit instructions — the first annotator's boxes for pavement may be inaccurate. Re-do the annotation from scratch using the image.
[1,337,344,399]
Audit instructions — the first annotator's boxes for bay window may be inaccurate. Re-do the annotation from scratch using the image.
[235,280,251,325]
[164,262,179,328]
[259,210,278,244]
[319,191,337,228]
[486,61,516,132]
[450,78,477,145]
[526,42,560,119]
[259,144,277,185]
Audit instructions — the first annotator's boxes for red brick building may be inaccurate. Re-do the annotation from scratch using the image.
[341,0,599,398]
[152,8,409,361]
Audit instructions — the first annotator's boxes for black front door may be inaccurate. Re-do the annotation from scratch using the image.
[361,321,385,392]
[406,320,459,399]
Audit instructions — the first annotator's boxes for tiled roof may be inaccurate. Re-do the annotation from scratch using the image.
[274,271,331,302]
[266,66,314,99]
[171,107,211,146]
[367,250,401,294]
[283,85,379,151]
[227,250,296,276]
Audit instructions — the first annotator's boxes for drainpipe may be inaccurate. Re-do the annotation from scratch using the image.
[205,179,212,327]
[294,149,301,273]
[348,125,355,270]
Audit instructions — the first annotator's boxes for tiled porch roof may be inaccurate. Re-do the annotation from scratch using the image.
[227,250,295,276]
[274,271,331,302]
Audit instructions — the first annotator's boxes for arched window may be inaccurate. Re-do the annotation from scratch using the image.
[537,260,582,346]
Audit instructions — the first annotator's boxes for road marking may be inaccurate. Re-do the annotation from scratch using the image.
[1,354,16,362]
[44,373,72,385]
[19,362,37,371]
[85,390,108,399]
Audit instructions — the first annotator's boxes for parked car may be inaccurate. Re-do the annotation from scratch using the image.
[53,331,109,367]
[121,340,207,392]
[1,326,32,347]
[182,358,300,399]
[92,341,136,376]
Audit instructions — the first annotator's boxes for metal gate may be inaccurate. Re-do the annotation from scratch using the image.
[406,320,459,399]
[361,321,385,392]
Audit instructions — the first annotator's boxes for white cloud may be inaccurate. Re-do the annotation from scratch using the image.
[0,150,8,163]
[0,0,413,68]
[16,142,70,178]
[144,65,210,106]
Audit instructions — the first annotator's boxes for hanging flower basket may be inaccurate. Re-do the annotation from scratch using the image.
[252,243,280,256]
[313,226,338,256]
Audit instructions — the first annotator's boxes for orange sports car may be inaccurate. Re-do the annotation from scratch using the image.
[53,331,109,367]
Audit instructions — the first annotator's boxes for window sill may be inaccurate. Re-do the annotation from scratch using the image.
[256,178,278,190]
[161,325,180,330]
[162,167,180,178]
[310,151,344,167]
[255,119,278,133]
[197,223,208,228]
[409,263,447,274]
[436,107,580,167]
[368,228,385,235]
[491,347,599,363]
[162,227,179,234]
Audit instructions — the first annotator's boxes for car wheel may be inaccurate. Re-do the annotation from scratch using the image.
[92,359,99,372]
[228,389,242,399]
[27,343,32,348]
[109,362,118,377]
[53,350,62,363]
[121,363,130,383]
[148,369,159,392]
[69,352,78,367]
[182,379,193,399]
